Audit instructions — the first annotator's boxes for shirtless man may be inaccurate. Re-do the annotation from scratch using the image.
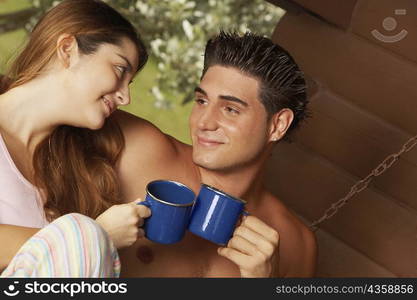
[114,32,317,277]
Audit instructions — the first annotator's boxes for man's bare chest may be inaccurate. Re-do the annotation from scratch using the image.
[119,233,240,277]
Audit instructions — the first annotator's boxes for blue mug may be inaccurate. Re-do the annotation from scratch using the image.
[188,184,248,246]
[138,180,196,244]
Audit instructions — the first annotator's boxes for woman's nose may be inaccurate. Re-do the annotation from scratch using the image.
[115,85,131,106]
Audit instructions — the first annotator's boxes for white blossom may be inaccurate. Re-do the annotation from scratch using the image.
[29,0,284,105]
[182,19,194,40]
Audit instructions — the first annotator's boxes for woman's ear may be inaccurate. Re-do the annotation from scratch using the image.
[56,34,79,68]
[268,108,294,142]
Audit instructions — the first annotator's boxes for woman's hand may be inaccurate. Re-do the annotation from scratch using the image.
[96,199,151,249]
[217,216,279,277]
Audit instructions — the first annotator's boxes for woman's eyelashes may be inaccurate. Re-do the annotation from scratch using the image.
[115,65,127,78]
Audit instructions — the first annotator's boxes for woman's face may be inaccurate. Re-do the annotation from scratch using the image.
[62,36,139,130]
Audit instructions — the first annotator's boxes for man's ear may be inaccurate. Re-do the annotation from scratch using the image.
[268,108,294,142]
[56,34,79,69]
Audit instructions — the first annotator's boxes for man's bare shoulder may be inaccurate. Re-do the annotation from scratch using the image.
[112,109,189,162]
[261,191,317,277]
[111,110,193,201]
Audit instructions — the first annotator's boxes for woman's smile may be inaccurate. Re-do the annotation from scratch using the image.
[102,96,115,117]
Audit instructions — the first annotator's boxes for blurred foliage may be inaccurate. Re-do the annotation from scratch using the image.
[27,0,284,107]
[0,0,32,13]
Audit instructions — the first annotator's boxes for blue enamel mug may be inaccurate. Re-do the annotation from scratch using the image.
[188,184,248,246]
[138,180,196,244]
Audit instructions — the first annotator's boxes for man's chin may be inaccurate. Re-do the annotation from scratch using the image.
[193,155,218,170]
[192,155,234,173]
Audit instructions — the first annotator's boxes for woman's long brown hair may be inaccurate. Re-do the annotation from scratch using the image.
[0,0,148,220]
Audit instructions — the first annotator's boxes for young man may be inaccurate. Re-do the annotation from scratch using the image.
[114,32,317,277]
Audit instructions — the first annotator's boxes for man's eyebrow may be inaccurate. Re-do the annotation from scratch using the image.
[117,54,133,72]
[194,86,207,95]
[194,86,248,106]
[219,95,248,107]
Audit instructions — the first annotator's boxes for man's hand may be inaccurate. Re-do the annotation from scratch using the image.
[217,216,279,277]
[96,199,151,249]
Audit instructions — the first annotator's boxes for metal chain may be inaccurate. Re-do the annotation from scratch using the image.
[310,134,417,231]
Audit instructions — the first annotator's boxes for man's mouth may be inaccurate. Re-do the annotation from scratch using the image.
[197,136,224,147]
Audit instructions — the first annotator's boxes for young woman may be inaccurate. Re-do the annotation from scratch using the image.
[0,0,150,277]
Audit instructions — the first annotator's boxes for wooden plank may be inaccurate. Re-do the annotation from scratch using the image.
[315,228,396,277]
[352,0,417,64]
[291,0,358,29]
[265,142,417,276]
[295,215,395,276]
[272,12,417,135]
[266,0,305,14]
[294,89,417,211]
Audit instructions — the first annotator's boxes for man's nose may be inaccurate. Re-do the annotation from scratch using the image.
[197,106,219,131]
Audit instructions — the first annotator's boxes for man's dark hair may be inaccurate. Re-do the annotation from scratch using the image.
[202,31,308,139]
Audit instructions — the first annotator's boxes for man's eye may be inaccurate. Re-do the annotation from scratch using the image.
[225,106,239,115]
[195,98,207,105]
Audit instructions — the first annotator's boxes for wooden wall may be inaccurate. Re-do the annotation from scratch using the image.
[266,0,417,277]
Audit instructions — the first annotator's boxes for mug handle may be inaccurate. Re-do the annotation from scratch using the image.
[235,210,250,231]
[137,199,151,208]
[137,200,151,229]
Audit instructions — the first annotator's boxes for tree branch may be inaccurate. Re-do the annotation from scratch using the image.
[0,7,37,34]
